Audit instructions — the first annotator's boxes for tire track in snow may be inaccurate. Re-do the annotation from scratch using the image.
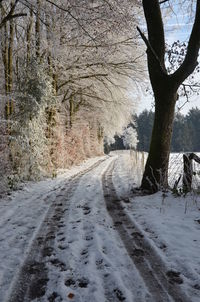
[102,158,189,302]
[5,158,107,302]
[60,156,131,302]
[61,156,146,302]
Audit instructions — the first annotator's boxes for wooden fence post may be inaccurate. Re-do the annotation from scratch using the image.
[183,153,193,192]
[183,153,200,192]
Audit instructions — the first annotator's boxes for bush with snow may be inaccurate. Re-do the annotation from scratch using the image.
[122,127,138,150]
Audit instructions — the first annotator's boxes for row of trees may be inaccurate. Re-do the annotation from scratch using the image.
[0,0,144,191]
[136,108,200,153]
[0,0,144,132]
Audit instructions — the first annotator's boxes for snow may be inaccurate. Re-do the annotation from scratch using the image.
[112,151,200,302]
[168,152,200,190]
[0,151,200,301]
[43,157,148,302]
[126,194,200,301]
[0,156,107,301]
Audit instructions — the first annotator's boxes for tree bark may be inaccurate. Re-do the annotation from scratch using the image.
[141,91,177,192]
[69,96,74,128]
[140,0,200,193]
[7,12,14,118]
[1,4,9,95]
[8,15,14,94]
[27,7,33,64]
[35,0,41,59]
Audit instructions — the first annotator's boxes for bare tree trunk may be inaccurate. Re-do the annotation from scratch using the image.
[69,96,74,128]
[8,16,14,94]
[35,0,41,59]
[1,2,15,118]
[141,91,176,191]
[7,14,14,117]
[1,4,9,96]
[46,10,58,94]
[27,7,33,64]
[1,4,10,120]
[139,0,200,193]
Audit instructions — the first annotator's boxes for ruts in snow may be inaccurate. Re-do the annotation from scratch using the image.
[1,155,190,302]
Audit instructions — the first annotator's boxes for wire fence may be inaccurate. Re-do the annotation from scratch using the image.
[168,153,200,192]
[128,150,200,193]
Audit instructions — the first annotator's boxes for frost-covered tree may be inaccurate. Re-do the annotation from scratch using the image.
[0,0,145,189]
[9,60,56,180]
[41,0,144,138]
[122,127,138,150]
[0,0,144,135]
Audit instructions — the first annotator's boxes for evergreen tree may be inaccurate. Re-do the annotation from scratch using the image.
[186,107,200,152]
[171,113,192,152]
[136,110,154,151]
[136,108,200,153]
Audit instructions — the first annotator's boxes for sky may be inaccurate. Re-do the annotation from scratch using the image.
[137,1,200,116]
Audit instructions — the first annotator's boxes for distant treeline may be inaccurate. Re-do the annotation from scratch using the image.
[108,107,200,152]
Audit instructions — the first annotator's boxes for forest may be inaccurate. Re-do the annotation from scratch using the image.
[109,107,200,153]
[137,108,200,152]
[0,0,143,193]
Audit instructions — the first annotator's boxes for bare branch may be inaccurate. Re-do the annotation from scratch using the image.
[0,0,27,29]
[57,73,109,91]
[137,26,166,74]
[142,0,166,69]
[172,0,200,86]
[45,0,96,42]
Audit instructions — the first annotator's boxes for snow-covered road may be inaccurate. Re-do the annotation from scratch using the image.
[0,152,199,301]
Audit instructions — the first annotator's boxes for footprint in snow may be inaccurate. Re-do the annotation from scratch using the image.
[65,278,76,287]
[58,245,68,250]
[46,232,55,241]
[29,276,49,299]
[160,243,167,249]
[83,206,91,215]
[96,259,104,269]
[56,202,63,206]
[58,223,65,228]
[81,249,88,256]
[48,292,62,302]
[114,288,126,301]
[85,235,93,241]
[166,270,183,284]
[114,221,123,226]
[42,246,54,257]
[57,231,64,236]
[58,237,65,242]
[65,278,89,288]
[193,284,200,290]
[132,248,145,257]
[50,258,67,271]
[78,278,89,288]
[131,231,144,239]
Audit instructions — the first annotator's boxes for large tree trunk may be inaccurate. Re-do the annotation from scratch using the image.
[139,0,200,193]
[141,91,176,192]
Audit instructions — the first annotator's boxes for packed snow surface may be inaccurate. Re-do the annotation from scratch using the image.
[0,151,200,301]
